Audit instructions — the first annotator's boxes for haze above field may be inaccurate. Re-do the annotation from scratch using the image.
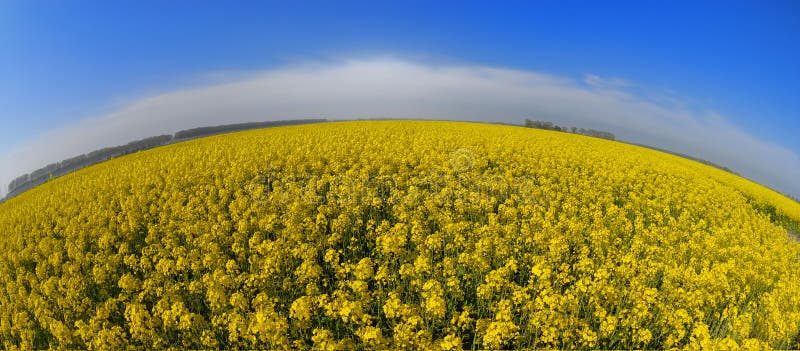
[1,2,798,198]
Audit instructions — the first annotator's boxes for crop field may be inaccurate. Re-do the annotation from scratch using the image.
[0,121,799,350]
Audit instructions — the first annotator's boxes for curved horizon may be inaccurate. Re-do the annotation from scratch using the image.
[5,117,797,205]
[1,58,798,199]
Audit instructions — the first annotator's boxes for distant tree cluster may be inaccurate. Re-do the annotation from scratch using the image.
[4,119,327,200]
[523,119,733,177]
[524,119,616,140]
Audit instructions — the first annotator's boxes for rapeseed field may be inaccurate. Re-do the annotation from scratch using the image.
[0,121,798,350]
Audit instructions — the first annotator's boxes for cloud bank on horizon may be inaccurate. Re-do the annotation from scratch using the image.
[2,58,798,198]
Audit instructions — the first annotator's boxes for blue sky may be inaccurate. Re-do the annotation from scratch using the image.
[1,1,799,196]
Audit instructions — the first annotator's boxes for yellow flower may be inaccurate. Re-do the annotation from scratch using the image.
[483,321,519,349]
[440,334,462,350]
[357,326,382,345]
[290,296,315,322]
[353,258,374,280]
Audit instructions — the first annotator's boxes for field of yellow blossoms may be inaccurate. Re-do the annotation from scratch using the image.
[0,120,799,350]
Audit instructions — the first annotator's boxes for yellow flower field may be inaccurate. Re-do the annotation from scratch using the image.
[0,121,798,350]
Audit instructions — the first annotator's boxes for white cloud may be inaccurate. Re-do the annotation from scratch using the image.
[584,74,632,90]
[2,58,798,198]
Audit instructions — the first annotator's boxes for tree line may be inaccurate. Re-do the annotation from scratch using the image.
[524,119,616,140]
[4,119,327,200]
[521,119,750,178]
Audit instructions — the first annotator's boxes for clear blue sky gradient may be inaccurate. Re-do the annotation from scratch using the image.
[1,1,799,155]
